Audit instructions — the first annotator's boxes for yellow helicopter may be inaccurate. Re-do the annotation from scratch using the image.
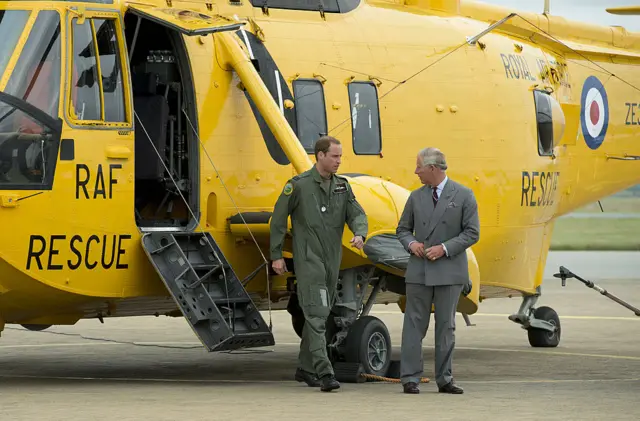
[0,0,638,378]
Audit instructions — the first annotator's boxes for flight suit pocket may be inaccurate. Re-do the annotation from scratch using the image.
[328,194,347,227]
[298,282,330,318]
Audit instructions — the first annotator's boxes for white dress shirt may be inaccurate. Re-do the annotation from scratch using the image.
[433,176,448,201]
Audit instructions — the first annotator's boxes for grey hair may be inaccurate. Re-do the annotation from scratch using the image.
[418,147,448,170]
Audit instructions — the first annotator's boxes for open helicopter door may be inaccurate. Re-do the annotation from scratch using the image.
[125,4,274,352]
[125,4,245,36]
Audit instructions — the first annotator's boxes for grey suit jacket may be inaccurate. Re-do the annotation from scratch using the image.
[396,178,480,286]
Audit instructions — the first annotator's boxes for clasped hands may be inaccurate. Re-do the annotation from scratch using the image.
[409,242,445,261]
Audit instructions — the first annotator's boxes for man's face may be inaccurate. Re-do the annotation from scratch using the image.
[415,155,433,185]
[318,143,342,174]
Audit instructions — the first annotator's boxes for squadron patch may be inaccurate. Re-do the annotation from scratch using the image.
[333,183,348,194]
[283,182,293,196]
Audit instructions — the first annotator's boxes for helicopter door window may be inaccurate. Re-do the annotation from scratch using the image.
[348,81,381,155]
[69,17,128,126]
[93,19,126,123]
[70,19,101,121]
[534,90,554,156]
[292,79,327,153]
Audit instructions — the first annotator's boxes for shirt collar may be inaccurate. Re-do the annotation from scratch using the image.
[435,175,448,193]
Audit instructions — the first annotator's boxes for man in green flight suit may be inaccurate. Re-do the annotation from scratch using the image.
[270,136,368,392]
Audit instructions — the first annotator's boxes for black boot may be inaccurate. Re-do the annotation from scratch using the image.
[295,368,320,387]
[320,374,340,392]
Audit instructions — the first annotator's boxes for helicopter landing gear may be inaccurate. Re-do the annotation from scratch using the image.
[509,288,560,347]
[343,315,392,376]
[327,267,393,377]
[287,266,394,378]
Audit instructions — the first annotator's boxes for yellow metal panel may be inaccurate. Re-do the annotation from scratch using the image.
[126,3,245,36]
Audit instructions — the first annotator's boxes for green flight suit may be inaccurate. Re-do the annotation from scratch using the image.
[270,165,368,378]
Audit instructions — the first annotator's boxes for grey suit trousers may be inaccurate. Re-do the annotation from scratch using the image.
[400,283,463,387]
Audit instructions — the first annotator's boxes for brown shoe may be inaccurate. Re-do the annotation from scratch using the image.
[403,382,419,394]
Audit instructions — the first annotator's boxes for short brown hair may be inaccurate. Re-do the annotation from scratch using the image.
[314,136,341,159]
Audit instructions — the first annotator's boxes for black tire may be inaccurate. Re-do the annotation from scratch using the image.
[527,306,561,347]
[21,324,52,331]
[344,315,392,377]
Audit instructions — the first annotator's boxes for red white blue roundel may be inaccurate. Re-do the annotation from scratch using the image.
[580,76,609,150]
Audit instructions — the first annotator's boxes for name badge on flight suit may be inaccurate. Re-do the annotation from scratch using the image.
[333,183,348,194]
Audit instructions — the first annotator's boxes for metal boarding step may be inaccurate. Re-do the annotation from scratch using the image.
[141,231,275,352]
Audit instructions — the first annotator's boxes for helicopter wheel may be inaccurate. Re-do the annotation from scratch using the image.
[21,324,52,332]
[527,306,561,347]
[344,315,392,377]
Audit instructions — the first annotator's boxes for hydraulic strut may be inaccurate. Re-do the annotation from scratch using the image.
[554,266,640,317]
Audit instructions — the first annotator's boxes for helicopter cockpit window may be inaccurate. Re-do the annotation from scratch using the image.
[0,10,31,79]
[292,79,327,153]
[348,82,381,155]
[3,10,61,120]
[70,17,127,125]
[534,90,554,156]
[0,92,62,190]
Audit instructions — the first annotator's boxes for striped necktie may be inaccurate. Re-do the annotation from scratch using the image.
[432,187,438,207]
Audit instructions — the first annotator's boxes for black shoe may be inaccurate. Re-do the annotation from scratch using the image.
[295,368,320,387]
[438,381,464,394]
[403,382,420,394]
[320,374,340,392]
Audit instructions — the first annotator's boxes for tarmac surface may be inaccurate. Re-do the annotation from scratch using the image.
[1,252,639,420]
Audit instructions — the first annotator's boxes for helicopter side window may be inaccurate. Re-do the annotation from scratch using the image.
[71,19,101,121]
[70,17,127,125]
[94,19,126,123]
[348,81,381,155]
[534,90,554,156]
[292,79,327,154]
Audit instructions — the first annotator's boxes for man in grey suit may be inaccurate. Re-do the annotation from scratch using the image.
[396,147,480,394]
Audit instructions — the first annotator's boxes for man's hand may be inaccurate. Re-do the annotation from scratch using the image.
[425,245,445,261]
[272,258,287,275]
[350,235,364,250]
[409,242,426,258]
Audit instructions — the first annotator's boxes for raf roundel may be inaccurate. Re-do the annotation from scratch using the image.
[580,76,609,150]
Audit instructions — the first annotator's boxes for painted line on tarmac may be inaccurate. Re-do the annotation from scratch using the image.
[277,343,640,361]
[462,377,640,384]
[0,374,289,384]
[3,341,640,361]
[0,342,124,349]
[0,373,638,386]
[0,341,202,349]
[371,311,640,321]
[0,342,640,361]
